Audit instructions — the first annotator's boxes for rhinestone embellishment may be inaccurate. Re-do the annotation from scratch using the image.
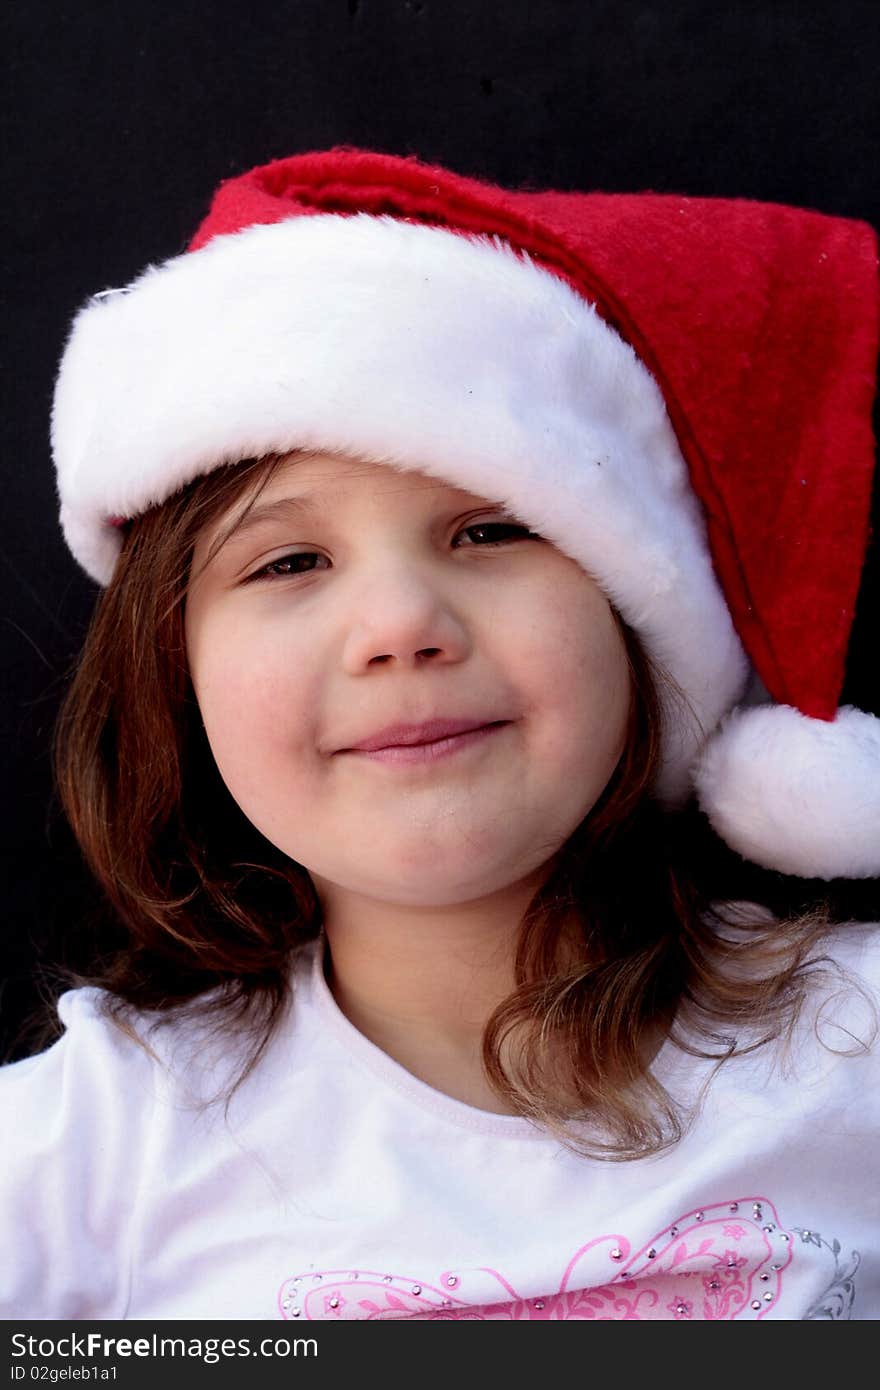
[279,1204,790,1320]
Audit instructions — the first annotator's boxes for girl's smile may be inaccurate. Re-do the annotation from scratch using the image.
[336,717,515,766]
[184,450,632,910]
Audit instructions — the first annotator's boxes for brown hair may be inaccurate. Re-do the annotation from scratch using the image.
[37,450,871,1157]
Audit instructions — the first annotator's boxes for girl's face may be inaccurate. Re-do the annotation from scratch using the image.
[185,453,632,908]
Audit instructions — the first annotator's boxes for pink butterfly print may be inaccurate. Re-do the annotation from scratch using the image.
[278,1196,793,1320]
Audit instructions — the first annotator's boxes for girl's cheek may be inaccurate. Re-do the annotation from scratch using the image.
[539,596,630,730]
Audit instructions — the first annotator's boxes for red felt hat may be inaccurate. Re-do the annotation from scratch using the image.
[51,146,880,879]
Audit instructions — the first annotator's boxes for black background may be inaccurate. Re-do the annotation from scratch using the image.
[2,0,879,1061]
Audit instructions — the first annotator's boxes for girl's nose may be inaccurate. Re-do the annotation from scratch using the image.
[340,567,471,674]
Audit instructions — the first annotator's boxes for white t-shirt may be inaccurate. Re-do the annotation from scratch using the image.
[2,919,878,1321]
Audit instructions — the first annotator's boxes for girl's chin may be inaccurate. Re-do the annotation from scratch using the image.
[313,860,539,908]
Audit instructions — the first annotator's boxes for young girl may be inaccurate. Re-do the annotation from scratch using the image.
[3,146,879,1321]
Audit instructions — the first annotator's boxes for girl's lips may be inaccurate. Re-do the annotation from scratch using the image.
[345,716,508,751]
[343,721,511,766]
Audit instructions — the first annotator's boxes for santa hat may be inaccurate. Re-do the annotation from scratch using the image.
[50,146,880,881]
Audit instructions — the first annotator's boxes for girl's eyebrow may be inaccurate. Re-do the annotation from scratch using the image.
[219,492,323,546]
[210,480,497,556]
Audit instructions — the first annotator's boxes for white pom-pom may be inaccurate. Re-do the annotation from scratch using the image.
[692,703,880,880]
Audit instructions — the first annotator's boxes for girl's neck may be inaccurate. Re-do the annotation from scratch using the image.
[312,870,550,1114]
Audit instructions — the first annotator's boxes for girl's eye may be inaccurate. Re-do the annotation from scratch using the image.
[244,520,540,583]
[454,519,540,546]
[246,552,329,583]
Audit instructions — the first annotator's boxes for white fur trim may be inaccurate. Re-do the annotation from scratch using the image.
[51,212,748,806]
[693,703,880,879]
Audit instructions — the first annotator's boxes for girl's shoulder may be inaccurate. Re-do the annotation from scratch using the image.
[2,935,321,1108]
[721,910,880,1095]
[796,916,880,1064]
[713,901,880,993]
[830,916,880,989]
[756,906,879,1010]
[1,985,169,1137]
[658,909,880,1113]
